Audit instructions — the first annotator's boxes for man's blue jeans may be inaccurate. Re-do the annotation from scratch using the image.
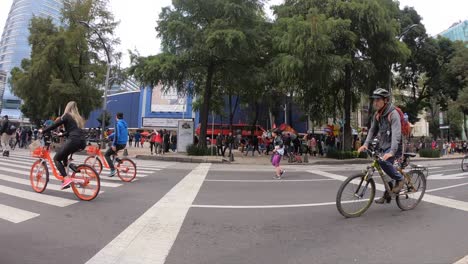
[377,149,403,181]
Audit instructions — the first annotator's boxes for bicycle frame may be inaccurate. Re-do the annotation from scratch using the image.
[363,158,395,196]
[363,152,420,197]
[87,144,121,169]
[93,148,111,169]
[34,146,65,181]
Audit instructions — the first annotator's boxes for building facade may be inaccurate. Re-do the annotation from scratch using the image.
[0,0,63,119]
[439,20,468,42]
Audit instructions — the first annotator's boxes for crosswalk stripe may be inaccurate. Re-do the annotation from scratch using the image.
[0,172,105,194]
[0,185,77,207]
[0,204,39,223]
[0,164,122,188]
[7,154,166,171]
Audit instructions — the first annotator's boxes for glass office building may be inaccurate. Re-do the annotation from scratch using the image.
[439,20,468,42]
[0,0,63,119]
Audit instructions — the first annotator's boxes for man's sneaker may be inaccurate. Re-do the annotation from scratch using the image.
[280,169,285,176]
[272,175,282,180]
[392,180,405,193]
[109,169,116,177]
[61,177,73,190]
[3,150,9,157]
[375,192,392,204]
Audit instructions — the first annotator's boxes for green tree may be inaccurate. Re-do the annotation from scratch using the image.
[129,0,269,147]
[9,0,118,125]
[272,0,409,150]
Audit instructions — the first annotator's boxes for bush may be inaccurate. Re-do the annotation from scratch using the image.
[186,144,217,156]
[418,148,441,158]
[326,149,367,159]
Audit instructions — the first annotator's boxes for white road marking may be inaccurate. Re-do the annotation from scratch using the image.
[454,254,468,264]
[311,170,468,213]
[86,163,211,264]
[0,204,40,223]
[0,165,122,188]
[192,200,368,209]
[427,182,468,193]
[0,185,78,207]
[205,179,337,183]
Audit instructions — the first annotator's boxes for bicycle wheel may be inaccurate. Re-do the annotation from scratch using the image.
[396,170,426,211]
[116,158,137,182]
[462,156,468,172]
[84,156,103,175]
[30,160,49,193]
[336,173,376,218]
[71,164,100,201]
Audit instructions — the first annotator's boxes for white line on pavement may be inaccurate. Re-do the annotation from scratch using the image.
[0,185,78,207]
[0,165,122,188]
[192,200,368,209]
[205,179,337,183]
[85,163,211,264]
[310,170,468,213]
[426,182,468,193]
[430,168,463,174]
[455,255,468,264]
[0,204,39,223]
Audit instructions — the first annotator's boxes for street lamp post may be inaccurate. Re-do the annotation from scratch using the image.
[389,24,420,100]
[79,21,111,145]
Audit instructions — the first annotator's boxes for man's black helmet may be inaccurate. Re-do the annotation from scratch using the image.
[370,88,390,99]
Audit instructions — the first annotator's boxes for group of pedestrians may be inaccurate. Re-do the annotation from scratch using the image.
[127,130,177,155]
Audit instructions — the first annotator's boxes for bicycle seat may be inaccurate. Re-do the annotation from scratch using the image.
[403,153,417,158]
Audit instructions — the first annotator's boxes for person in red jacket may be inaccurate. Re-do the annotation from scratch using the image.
[155,130,163,155]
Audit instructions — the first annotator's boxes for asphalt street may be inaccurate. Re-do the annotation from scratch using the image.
[1,149,468,264]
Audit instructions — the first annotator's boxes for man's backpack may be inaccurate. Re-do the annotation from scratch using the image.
[4,122,15,135]
[388,107,411,137]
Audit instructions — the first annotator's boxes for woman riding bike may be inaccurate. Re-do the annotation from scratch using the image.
[40,101,87,189]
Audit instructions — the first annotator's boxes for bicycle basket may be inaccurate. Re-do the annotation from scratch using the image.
[31,147,45,158]
[29,140,41,152]
[86,145,100,155]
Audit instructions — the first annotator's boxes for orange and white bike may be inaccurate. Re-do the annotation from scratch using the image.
[84,142,137,182]
[30,135,101,201]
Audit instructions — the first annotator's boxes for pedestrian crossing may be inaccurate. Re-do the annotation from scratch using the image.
[0,149,174,224]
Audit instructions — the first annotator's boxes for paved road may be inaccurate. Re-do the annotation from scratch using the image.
[1,150,467,264]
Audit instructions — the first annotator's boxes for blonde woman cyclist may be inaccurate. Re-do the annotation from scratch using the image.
[40,101,87,189]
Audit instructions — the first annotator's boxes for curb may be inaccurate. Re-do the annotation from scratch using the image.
[134,154,464,165]
[135,155,230,164]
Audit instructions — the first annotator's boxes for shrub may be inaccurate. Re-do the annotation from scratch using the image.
[186,144,217,156]
[418,148,441,158]
[326,149,367,159]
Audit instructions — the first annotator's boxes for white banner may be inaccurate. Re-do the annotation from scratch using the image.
[142,118,191,128]
[177,120,194,153]
[151,84,187,112]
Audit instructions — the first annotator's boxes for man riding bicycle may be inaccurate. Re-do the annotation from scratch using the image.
[358,88,404,204]
[105,112,128,177]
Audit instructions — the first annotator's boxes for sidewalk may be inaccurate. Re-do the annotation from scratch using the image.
[128,146,465,165]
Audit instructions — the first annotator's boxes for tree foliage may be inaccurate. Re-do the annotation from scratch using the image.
[9,0,119,125]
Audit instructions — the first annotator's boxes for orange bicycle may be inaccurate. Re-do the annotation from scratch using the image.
[84,142,137,182]
[30,135,101,201]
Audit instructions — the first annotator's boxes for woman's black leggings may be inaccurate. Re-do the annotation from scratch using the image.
[54,138,86,176]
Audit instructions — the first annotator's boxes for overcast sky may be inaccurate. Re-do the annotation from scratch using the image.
[1,0,467,67]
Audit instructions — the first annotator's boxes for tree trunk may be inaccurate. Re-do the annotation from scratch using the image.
[464,112,468,141]
[228,94,239,134]
[199,63,215,147]
[250,101,260,136]
[343,64,353,150]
